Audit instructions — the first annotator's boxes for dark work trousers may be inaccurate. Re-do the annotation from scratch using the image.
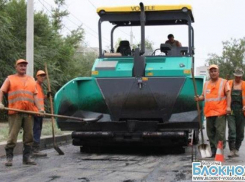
[6,114,34,149]
[206,115,226,151]
[33,116,43,143]
[227,89,245,150]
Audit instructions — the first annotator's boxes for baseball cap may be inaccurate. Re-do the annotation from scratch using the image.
[208,64,218,70]
[233,67,244,77]
[36,70,46,76]
[15,59,28,66]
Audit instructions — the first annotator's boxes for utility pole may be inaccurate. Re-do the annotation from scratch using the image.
[26,0,34,77]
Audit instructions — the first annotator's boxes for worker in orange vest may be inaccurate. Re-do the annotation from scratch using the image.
[32,70,48,157]
[227,67,245,157]
[0,59,43,166]
[195,64,231,157]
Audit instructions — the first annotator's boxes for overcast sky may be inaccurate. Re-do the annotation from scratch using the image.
[35,0,245,68]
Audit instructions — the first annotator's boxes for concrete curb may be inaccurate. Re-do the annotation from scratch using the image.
[0,134,72,157]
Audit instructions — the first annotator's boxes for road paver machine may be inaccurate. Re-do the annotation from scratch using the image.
[54,3,204,150]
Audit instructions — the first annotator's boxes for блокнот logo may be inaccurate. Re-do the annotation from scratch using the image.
[192,161,245,181]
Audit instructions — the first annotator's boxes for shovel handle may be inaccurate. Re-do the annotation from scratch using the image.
[191,68,205,144]
[2,107,86,121]
[44,63,56,139]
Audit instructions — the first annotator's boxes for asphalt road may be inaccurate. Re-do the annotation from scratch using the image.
[0,141,244,182]
[0,143,194,182]
[1,122,245,182]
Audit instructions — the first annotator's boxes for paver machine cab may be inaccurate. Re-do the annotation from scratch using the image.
[54,3,205,150]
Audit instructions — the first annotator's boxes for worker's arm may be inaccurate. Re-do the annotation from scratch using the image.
[225,82,231,114]
[195,93,204,102]
[0,90,4,108]
[34,94,43,112]
[177,41,182,47]
[242,82,245,112]
[0,78,10,109]
[33,81,44,112]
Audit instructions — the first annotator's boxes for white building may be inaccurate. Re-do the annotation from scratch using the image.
[196,66,209,79]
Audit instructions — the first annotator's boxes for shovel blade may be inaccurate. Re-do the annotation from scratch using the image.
[198,144,212,158]
[54,144,64,155]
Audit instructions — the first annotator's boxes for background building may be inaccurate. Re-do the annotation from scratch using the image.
[196,66,209,79]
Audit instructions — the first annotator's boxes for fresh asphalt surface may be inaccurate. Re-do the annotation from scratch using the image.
[0,143,195,182]
[1,121,245,182]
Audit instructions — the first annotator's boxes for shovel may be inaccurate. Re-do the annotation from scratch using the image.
[44,63,65,155]
[191,68,212,158]
[2,107,102,122]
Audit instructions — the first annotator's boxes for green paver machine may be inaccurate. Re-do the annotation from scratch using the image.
[54,3,205,150]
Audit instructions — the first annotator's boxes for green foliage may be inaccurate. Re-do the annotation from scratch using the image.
[78,51,97,77]
[114,38,122,52]
[132,38,154,52]
[207,38,245,79]
[0,120,65,142]
[52,0,69,32]
[0,1,22,83]
[144,38,154,51]
[0,0,97,118]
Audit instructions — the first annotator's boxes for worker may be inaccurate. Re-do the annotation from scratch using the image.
[195,64,231,157]
[165,34,182,47]
[0,59,43,166]
[32,70,47,157]
[227,68,245,157]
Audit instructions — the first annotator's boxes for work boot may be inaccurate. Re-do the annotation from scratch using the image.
[228,141,236,158]
[23,145,36,165]
[5,148,13,167]
[32,142,47,157]
[234,149,239,157]
[235,141,242,151]
[210,147,216,158]
[5,158,13,167]
[228,150,236,158]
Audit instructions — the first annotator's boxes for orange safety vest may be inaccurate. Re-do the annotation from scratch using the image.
[203,78,227,117]
[8,75,38,114]
[228,80,245,116]
[36,81,45,111]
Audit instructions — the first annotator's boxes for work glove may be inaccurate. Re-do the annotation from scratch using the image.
[47,91,52,98]
[38,110,45,117]
[0,102,4,109]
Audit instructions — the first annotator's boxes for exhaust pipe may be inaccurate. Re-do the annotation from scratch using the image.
[139,2,145,55]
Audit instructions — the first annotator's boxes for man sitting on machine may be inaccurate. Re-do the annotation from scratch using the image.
[165,34,182,47]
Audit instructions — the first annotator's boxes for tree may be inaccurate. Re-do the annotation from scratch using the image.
[0,0,89,120]
[144,38,154,52]
[207,38,245,79]
[0,0,25,84]
[114,38,122,52]
[51,0,69,32]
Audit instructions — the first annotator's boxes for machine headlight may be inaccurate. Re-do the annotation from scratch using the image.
[182,8,188,12]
